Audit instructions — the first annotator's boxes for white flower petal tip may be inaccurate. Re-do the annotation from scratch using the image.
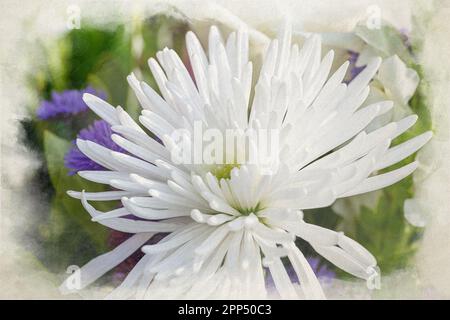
[190,209,205,223]
[82,93,119,126]
[64,24,430,299]
[75,138,86,149]
[377,100,394,114]
[82,92,95,104]
[421,131,433,144]
[372,56,382,67]
[66,190,81,199]
[404,198,429,227]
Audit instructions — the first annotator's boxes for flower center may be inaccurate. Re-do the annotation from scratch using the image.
[237,203,262,216]
[210,163,240,180]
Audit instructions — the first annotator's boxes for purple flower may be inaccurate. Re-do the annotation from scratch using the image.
[36,86,106,120]
[306,257,336,282]
[64,120,124,175]
[345,51,366,84]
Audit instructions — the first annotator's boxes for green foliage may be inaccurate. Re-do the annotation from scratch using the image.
[67,26,130,89]
[40,130,115,270]
[352,179,421,273]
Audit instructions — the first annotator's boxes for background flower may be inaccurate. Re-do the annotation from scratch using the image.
[65,120,124,174]
[36,87,106,120]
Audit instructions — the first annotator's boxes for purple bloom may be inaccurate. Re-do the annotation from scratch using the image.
[36,86,106,120]
[64,120,124,175]
[345,51,366,84]
[306,257,336,282]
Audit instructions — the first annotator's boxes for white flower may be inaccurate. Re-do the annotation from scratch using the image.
[404,198,429,227]
[366,55,420,121]
[61,24,431,299]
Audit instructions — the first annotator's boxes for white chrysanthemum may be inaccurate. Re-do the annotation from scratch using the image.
[61,25,431,299]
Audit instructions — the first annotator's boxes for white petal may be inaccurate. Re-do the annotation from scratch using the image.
[83,93,120,126]
[341,161,419,197]
[375,131,432,170]
[60,232,153,294]
[286,243,325,299]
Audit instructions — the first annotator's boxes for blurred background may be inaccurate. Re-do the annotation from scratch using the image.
[1,0,448,299]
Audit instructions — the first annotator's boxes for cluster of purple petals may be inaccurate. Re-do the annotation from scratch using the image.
[64,120,124,175]
[36,86,106,120]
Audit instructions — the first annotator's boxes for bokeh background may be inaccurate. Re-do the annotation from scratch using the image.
[1,0,449,299]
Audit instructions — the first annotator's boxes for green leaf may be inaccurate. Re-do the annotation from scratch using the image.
[66,25,128,89]
[350,177,421,274]
[42,130,111,253]
[39,197,104,272]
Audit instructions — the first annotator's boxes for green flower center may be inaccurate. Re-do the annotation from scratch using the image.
[210,163,240,180]
[237,203,262,216]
